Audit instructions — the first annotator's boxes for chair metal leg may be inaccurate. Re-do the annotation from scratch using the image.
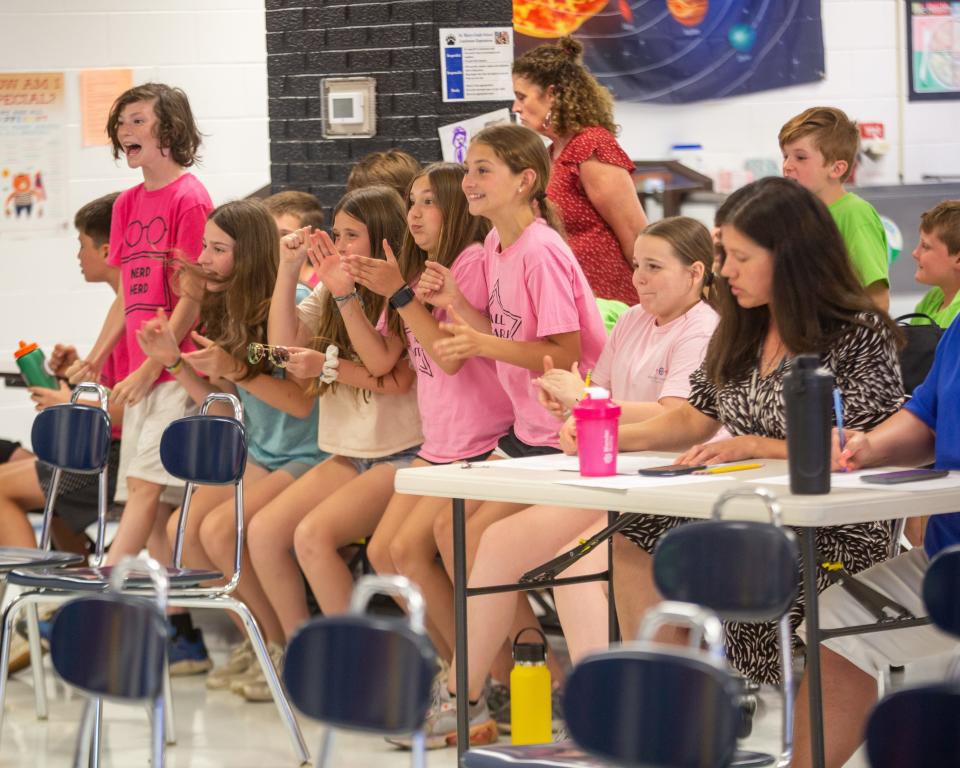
[180,596,308,764]
[316,727,334,768]
[151,693,166,768]
[0,594,28,742]
[410,729,426,768]
[72,699,96,768]
[162,657,176,745]
[776,614,794,768]
[87,697,103,768]
[26,602,48,719]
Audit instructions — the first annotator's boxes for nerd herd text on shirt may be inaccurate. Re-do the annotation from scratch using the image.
[121,215,175,313]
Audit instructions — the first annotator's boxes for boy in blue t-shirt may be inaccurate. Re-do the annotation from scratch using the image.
[790,319,960,766]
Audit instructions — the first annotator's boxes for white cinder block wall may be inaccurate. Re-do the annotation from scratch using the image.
[0,0,270,446]
[614,0,960,186]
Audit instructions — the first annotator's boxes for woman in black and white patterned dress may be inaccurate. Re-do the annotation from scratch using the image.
[605,176,904,684]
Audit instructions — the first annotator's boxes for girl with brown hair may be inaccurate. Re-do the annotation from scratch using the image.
[339,162,513,682]
[512,36,647,307]
[243,186,423,700]
[136,199,325,679]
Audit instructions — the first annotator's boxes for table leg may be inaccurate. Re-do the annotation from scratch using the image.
[802,528,825,768]
[453,497,468,764]
[607,510,619,644]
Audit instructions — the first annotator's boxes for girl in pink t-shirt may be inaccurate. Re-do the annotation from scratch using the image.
[411,124,607,744]
[444,217,720,726]
[342,162,513,669]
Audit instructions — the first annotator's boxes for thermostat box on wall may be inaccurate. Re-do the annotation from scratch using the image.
[321,77,376,139]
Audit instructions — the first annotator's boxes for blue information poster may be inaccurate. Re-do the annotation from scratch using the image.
[514,0,825,104]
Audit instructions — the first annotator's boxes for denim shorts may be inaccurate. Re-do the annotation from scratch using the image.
[345,445,421,475]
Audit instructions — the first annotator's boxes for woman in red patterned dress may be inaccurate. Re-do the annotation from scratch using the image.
[512,36,647,306]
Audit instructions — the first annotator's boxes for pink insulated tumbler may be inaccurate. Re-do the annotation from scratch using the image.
[572,387,621,477]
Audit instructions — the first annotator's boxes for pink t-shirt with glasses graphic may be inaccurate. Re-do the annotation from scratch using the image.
[107,173,212,386]
[484,219,606,448]
[406,243,513,463]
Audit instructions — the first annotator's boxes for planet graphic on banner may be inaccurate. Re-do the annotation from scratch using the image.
[728,23,757,53]
[666,0,709,27]
[513,0,631,38]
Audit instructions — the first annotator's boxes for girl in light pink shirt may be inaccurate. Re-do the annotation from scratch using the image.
[341,162,513,669]
[440,217,719,732]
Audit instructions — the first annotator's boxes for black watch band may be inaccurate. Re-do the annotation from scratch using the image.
[389,284,416,310]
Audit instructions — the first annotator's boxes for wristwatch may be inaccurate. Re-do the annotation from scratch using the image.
[389,284,416,310]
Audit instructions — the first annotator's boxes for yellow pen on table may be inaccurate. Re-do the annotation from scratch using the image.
[693,463,764,475]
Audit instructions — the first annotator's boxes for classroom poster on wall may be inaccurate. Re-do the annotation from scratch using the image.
[438,109,512,162]
[0,72,68,237]
[513,0,825,104]
[907,2,960,101]
[80,68,133,146]
[440,27,515,102]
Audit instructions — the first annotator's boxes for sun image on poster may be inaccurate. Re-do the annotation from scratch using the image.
[0,72,68,236]
[513,0,825,104]
[907,2,960,101]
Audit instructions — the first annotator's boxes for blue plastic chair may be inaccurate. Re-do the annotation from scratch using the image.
[50,556,169,768]
[0,383,110,725]
[283,575,437,768]
[652,487,799,767]
[864,545,960,767]
[467,603,742,768]
[0,393,309,764]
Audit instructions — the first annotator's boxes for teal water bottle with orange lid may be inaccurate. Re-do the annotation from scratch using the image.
[14,340,58,389]
[510,628,552,745]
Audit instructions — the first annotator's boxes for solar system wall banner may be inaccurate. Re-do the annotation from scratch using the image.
[513,1,826,104]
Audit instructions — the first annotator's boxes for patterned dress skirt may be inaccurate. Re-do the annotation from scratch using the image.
[620,513,892,685]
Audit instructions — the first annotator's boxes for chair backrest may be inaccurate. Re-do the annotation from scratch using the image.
[31,403,111,473]
[159,415,246,485]
[565,603,740,768]
[50,594,167,701]
[283,614,436,734]
[865,683,960,767]
[922,544,960,638]
[653,520,800,622]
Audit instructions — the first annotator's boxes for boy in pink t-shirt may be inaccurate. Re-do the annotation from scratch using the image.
[67,84,212,566]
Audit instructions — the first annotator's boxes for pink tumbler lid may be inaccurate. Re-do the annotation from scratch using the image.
[572,387,621,420]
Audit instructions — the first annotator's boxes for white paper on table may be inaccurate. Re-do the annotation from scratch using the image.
[555,474,724,491]
[469,454,677,474]
[750,470,960,493]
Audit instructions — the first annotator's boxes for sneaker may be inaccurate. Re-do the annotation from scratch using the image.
[389,681,497,750]
[168,628,213,676]
[552,686,564,730]
[15,607,55,649]
[7,632,34,674]
[487,682,511,734]
[206,640,255,690]
[236,642,285,702]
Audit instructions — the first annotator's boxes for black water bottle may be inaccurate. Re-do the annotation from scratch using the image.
[783,355,834,495]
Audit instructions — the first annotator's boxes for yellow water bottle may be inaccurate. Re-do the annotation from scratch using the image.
[510,628,552,745]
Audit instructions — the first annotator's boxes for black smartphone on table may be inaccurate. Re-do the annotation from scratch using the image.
[637,464,707,477]
[860,468,950,485]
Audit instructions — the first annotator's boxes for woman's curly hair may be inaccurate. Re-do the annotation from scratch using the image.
[512,36,617,137]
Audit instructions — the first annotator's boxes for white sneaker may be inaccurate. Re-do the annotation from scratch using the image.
[206,640,255,690]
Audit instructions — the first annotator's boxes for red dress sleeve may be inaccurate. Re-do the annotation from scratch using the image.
[556,127,635,174]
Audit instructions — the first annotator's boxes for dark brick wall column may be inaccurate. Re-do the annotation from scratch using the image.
[266,0,514,211]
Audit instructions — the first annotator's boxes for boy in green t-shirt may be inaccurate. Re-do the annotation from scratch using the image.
[779,106,890,311]
[911,200,960,328]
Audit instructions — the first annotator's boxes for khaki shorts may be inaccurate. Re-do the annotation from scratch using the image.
[114,381,195,507]
[798,547,957,676]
